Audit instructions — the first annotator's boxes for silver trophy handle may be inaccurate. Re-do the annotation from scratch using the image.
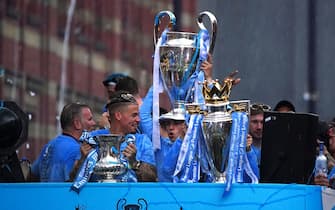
[154,10,176,46]
[197,11,217,54]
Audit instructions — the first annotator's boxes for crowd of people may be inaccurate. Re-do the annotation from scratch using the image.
[1,56,334,190]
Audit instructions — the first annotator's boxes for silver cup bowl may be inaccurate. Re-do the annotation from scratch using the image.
[93,134,127,182]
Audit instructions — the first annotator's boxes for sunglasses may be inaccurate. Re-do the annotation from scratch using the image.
[250,103,271,112]
[108,93,137,106]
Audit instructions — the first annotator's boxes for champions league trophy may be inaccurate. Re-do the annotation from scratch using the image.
[93,134,127,182]
[151,10,217,154]
[154,10,217,106]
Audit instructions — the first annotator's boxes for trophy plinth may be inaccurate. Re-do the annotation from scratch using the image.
[93,134,127,182]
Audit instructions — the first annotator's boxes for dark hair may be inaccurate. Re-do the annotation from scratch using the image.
[115,76,139,95]
[60,103,90,130]
[317,120,331,148]
[160,107,168,115]
[107,91,138,115]
[102,73,126,86]
[274,100,296,112]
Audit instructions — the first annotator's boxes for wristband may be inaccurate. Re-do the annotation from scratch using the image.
[132,161,141,170]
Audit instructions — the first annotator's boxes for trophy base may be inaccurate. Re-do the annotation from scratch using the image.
[93,172,124,183]
[96,175,122,183]
[215,173,227,183]
[97,179,120,183]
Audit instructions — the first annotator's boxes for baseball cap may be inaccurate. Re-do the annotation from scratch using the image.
[102,73,126,86]
[159,108,186,121]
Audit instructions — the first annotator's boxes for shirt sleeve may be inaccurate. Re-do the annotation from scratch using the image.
[135,134,156,166]
[139,87,153,139]
[328,166,335,179]
[31,144,49,177]
[243,147,260,182]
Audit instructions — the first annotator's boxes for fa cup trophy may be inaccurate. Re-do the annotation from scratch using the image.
[93,134,127,182]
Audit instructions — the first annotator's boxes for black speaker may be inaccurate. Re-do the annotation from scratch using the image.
[0,101,28,182]
[260,111,319,184]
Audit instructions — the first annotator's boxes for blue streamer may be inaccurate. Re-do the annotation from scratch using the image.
[71,148,98,193]
[152,29,169,151]
[235,112,247,183]
[225,112,241,192]
[172,28,210,183]
[71,134,98,193]
[241,113,259,184]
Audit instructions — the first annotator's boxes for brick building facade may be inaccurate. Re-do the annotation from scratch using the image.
[0,0,197,161]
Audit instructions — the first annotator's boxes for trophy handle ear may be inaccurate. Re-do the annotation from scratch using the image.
[197,11,217,54]
[116,198,127,210]
[153,10,176,45]
[137,198,148,210]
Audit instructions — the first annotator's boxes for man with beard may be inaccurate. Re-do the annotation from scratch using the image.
[248,103,271,167]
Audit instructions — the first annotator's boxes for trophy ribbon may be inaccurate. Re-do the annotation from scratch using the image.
[225,112,242,192]
[197,11,217,55]
[172,29,211,183]
[71,148,98,193]
[184,30,209,103]
[152,29,168,150]
[235,112,259,184]
[152,11,177,150]
[235,112,248,183]
[71,134,99,193]
[173,114,202,182]
[224,112,258,193]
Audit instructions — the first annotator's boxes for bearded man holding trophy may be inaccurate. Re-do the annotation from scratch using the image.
[152,10,259,190]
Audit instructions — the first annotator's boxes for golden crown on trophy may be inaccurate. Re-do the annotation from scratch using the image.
[202,78,233,104]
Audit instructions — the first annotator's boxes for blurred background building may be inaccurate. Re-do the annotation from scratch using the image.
[0,0,196,161]
[1,0,334,162]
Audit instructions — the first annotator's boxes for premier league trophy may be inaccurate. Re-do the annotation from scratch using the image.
[202,79,251,183]
[93,134,127,182]
[201,79,233,183]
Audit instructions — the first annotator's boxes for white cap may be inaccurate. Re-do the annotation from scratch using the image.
[159,108,186,121]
